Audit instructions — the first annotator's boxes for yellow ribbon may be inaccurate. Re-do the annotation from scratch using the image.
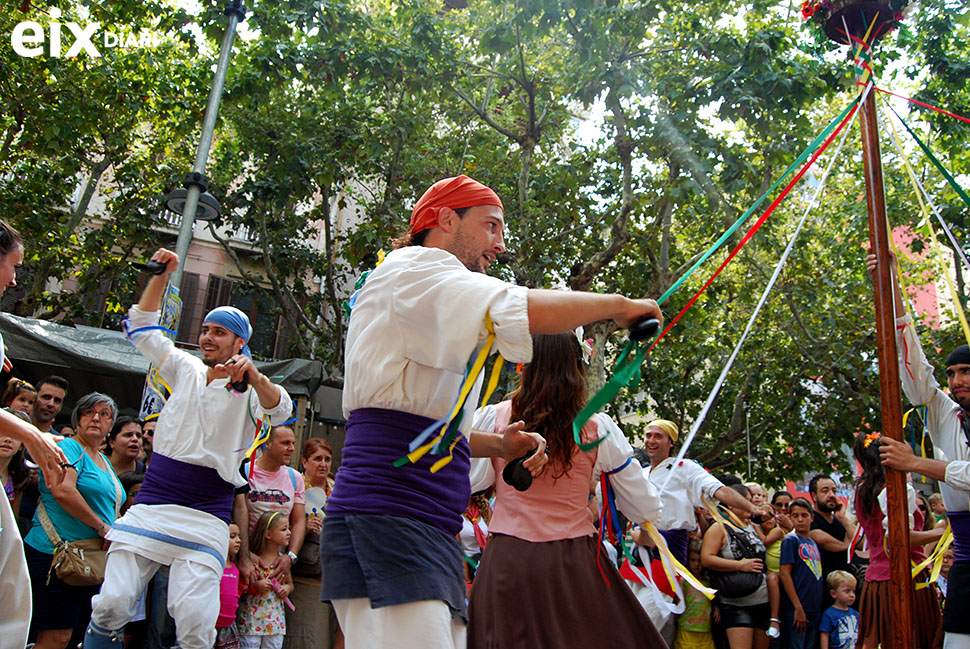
[911,522,953,588]
[641,521,717,600]
[406,312,505,472]
[881,93,970,347]
[244,413,273,464]
[703,494,746,532]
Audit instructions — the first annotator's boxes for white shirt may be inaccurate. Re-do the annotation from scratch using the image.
[126,306,292,488]
[646,457,723,531]
[877,483,919,532]
[342,246,532,430]
[897,313,970,512]
[109,307,293,573]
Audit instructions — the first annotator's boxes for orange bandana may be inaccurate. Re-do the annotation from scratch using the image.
[410,175,503,236]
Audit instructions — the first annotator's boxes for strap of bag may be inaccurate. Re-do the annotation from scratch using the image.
[108,461,124,518]
[35,498,65,547]
[722,522,761,559]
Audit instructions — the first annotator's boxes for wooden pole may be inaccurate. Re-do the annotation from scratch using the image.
[859,84,915,649]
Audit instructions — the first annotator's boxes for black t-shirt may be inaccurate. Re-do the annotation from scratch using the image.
[811,512,850,576]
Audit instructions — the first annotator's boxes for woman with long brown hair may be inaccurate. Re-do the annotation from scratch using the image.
[467,332,664,648]
[853,432,943,649]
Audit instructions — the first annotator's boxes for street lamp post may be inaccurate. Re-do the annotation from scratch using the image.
[139,1,246,419]
[166,0,247,289]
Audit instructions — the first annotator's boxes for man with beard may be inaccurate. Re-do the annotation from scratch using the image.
[31,375,69,435]
[83,248,292,649]
[869,252,970,649]
[807,474,855,608]
[322,175,664,649]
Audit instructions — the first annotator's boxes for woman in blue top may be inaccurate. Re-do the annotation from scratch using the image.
[25,392,123,649]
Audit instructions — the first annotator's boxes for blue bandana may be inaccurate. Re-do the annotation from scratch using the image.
[203,306,253,359]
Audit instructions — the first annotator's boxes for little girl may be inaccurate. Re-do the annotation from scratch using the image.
[675,539,715,649]
[754,487,791,640]
[237,512,294,649]
[215,523,243,649]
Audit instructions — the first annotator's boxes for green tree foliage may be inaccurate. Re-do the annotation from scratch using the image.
[0,0,212,323]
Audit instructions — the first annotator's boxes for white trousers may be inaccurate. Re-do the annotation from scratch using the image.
[0,495,29,649]
[90,548,220,649]
[332,598,466,649]
[945,633,970,649]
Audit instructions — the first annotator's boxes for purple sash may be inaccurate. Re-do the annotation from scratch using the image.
[949,511,970,563]
[135,454,235,524]
[326,408,471,536]
[660,528,690,565]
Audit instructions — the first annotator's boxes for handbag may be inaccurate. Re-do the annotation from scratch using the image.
[36,499,107,586]
[709,523,766,599]
[34,453,122,587]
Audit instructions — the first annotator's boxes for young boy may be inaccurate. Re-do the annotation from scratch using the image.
[779,497,824,649]
[819,570,860,649]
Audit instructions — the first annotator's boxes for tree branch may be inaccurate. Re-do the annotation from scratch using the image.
[568,89,634,292]
[452,86,522,143]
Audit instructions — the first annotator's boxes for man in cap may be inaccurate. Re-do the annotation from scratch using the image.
[637,419,780,645]
[84,248,292,649]
[322,175,663,648]
[870,252,970,649]
[640,419,770,565]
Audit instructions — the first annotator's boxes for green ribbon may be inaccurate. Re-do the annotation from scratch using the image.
[890,104,970,212]
[657,99,860,305]
[572,341,648,451]
[569,99,861,451]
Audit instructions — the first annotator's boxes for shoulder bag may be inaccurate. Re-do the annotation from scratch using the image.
[36,499,106,587]
[709,523,766,599]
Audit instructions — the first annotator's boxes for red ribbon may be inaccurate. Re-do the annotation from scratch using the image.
[466,503,488,550]
[874,87,970,126]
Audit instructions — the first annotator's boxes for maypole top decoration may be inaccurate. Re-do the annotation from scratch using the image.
[801,0,910,44]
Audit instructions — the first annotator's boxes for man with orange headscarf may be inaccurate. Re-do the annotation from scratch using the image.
[321,175,663,649]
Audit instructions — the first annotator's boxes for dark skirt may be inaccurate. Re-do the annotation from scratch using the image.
[858,577,942,649]
[468,534,667,649]
[24,542,98,633]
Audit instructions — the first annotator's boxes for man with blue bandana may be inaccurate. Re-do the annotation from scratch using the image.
[84,248,292,649]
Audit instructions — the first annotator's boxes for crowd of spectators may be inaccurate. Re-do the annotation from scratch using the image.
[1,373,342,649]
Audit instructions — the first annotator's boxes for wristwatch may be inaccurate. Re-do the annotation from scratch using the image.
[287,550,298,562]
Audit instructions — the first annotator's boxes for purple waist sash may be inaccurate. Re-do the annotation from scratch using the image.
[949,511,970,563]
[134,454,235,524]
[659,528,690,565]
[326,408,471,536]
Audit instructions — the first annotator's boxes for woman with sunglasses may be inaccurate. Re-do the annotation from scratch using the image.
[23,393,124,649]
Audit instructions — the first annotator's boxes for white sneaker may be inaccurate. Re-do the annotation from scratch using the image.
[767,620,781,638]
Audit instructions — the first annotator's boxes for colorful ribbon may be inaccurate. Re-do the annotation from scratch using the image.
[880,96,970,347]
[911,522,953,588]
[887,104,970,215]
[395,312,505,472]
[874,87,970,126]
[657,86,864,495]
[647,95,861,357]
[570,98,862,450]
